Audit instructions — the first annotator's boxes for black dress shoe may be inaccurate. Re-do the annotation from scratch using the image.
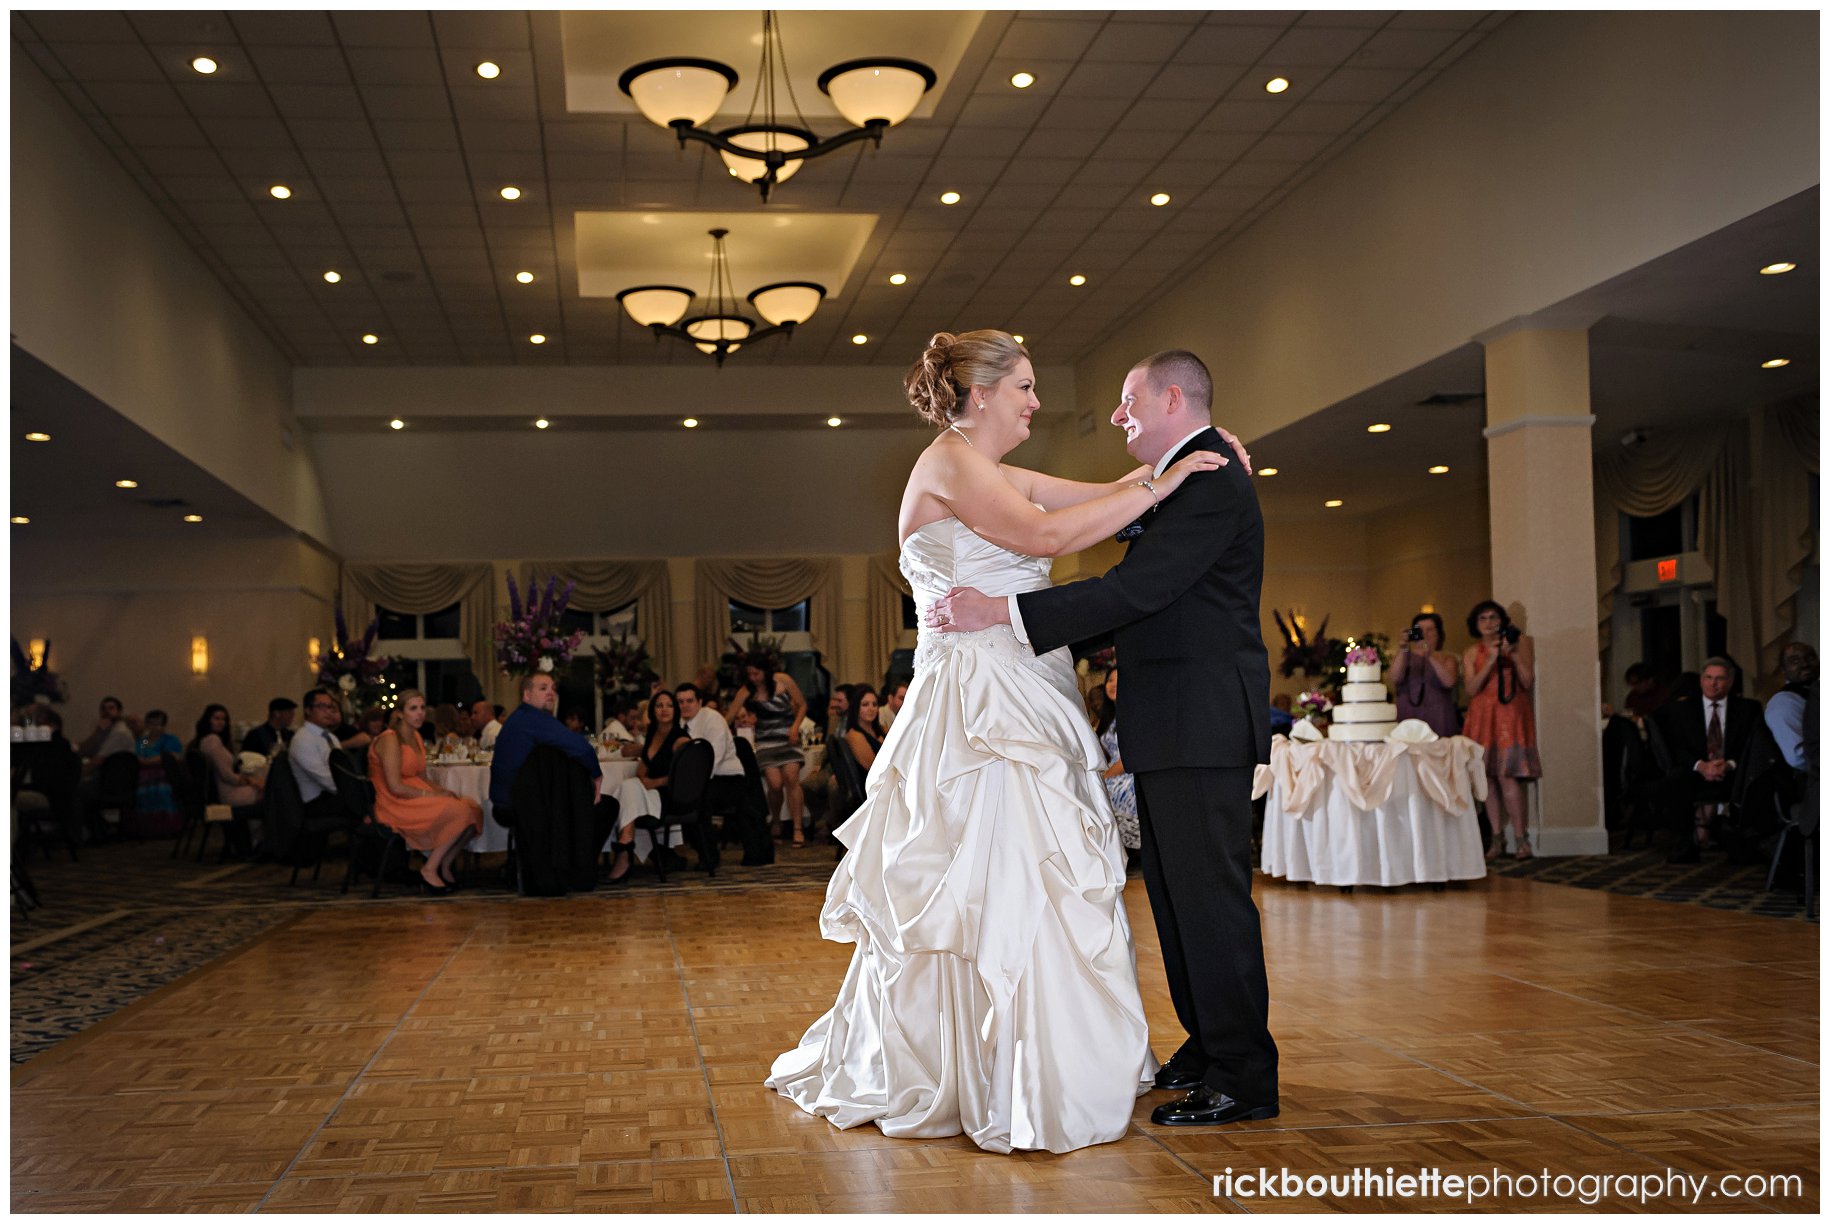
[420,879,453,897]
[1153,1051,1206,1092]
[1150,1086,1279,1127]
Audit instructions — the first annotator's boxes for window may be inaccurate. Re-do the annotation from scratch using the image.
[730,599,808,636]
[555,603,642,732]
[1625,498,1694,562]
[374,603,480,709]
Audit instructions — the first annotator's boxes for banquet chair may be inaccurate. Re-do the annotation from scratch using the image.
[15,740,81,862]
[93,750,139,840]
[268,752,350,886]
[331,754,406,898]
[169,752,201,859]
[182,750,260,863]
[636,739,715,883]
[730,736,774,864]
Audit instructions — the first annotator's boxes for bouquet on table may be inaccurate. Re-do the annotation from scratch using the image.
[1295,689,1334,725]
[316,610,392,711]
[495,574,584,677]
[10,638,68,709]
[594,633,658,709]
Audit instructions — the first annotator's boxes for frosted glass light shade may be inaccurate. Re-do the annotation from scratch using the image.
[684,314,754,350]
[717,125,812,185]
[746,281,826,326]
[817,58,936,127]
[618,58,738,128]
[616,286,694,327]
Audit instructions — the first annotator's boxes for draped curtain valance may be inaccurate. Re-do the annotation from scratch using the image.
[518,560,674,684]
[339,562,494,681]
[866,553,913,688]
[693,558,841,674]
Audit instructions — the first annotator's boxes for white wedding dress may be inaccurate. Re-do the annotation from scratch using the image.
[766,516,1156,1154]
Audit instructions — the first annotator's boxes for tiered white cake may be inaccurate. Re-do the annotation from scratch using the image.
[1328,661,1398,742]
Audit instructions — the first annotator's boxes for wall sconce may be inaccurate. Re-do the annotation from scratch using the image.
[27,638,45,669]
[191,635,209,676]
[308,637,322,671]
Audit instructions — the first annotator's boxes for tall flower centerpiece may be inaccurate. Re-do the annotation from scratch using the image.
[10,637,68,710]
[1295,689,1334,726]
[316,609,392,712]
[594,633,658,710]
[1273,608,1334,683]
[717,634,784,700]
[495,574,584,677]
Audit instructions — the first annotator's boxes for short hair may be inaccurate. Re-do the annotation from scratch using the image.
[302,688,335,712]
[1624,663,1653,684]
[268,696,298,713]
[521,671,555,697]
[1701,656,1737,679]
[674,682,704,702]
[493,704,505,719]
[1780,641,1818,684]
[144,708,168,724]
[101,695,123,709]
[1411,611,1447,645]
[1134,350,1213,414]
[1465,599,1509,638]
[610,694,641,718]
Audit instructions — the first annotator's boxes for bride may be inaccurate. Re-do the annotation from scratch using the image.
[766,329,1233,1153]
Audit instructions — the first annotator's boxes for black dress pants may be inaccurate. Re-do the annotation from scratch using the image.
[1134,765,1279,1103]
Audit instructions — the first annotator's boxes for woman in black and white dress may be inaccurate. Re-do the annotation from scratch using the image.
[729,656,810,846]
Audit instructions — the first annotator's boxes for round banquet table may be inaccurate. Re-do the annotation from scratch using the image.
[1255,734,1490,887]
[425,758,639,855]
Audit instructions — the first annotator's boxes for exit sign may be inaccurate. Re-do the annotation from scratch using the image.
[1657,558,1679,583]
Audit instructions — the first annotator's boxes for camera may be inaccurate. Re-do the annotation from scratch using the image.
[1501,625,1522,646]
[1404,626,1425,643]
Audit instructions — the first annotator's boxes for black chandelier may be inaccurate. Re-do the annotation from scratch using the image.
[615,228,826,367]
[617,12,935,202]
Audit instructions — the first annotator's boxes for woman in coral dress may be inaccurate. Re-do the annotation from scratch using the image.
[368,690,483,893]
[1460,600,1540,860]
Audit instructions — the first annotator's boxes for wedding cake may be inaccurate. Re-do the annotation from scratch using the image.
[1328,651,1397,742]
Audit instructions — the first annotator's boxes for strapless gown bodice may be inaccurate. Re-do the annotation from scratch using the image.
[767,515,1154,1154]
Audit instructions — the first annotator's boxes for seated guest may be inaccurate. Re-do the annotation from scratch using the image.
[241,698,297,756]
[800,685,854,816]
[369,690,484,893]
[561,708,590,737]
[606,690,695,881]
[131,709,184,837]
[1651,657,1767,863]
[880,681,909,730]
[843,686,886,773]
[288,688,349,856]
[1623,663,1665,722]
[489,673,614,881]
[604,696,644,758]
[77,695,136,767]
[1391,611,1461,737]
[1268,693,1295,737]
[1767,643,1817,775]
[193,704,264,855]
[340,706,389,753]
[678,682,752,862]
[470,698,503,749]
[431,702,462,744]
[1092,666,1141,861]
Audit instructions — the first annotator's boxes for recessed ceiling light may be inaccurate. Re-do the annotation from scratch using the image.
[1366,422,1392,433]
[1258,467,1278,476]
[529,333,547,345]
[475,61,501,80]
[1010,71,1035,89]
[939,191,961,205]
[183,514,203,523]
[827,416,843,427]
[268,184,292,199]
[1149,192,1171,207]
[1068,274,1087,286]
[362,333,379,345]
[24,432,49,443]
[534,418,550,430]
[11,516,29,525]
[190,56,218,75]
[114,479,138,489]
[851,334,869,345]
[1012,334,1025,344]
[1761,357,1791,369]
[1324,498,1343,508]
[888,272,907,285]
[499,185,522,201]
[683,417,700,429]
[1428,465,1450,475]
[388,418,405,430]
[1265,77,1290,94]
[322,270,341,284]
[1759,261,1797,275]
[515,271,535,284]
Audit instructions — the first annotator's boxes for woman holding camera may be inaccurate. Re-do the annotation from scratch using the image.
[1391,612,1460,737]
[1461,600,1540,859]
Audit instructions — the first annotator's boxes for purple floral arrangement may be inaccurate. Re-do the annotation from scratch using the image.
[317,610,391,690]
[1296,689,1334,719]
[1344,644,1383,667]
[495,573,583,676]
[11,638,69,706]
[594,633,658,705]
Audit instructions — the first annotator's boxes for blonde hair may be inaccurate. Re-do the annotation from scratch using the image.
[904,330,1030,427]
[388,690,426,749]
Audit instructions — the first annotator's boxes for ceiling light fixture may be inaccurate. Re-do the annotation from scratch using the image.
[939,190,961,205]
[1150,192,1171,206]
[1428,465,1450,475]
[534,418,550,430]
[616,227,823,367]
[1324,498,1343,508]
[24,432,49,443]
[1068,274,1087,286]
[361,333,379,345]
[1010,71,1035,89]
[851,333,868,345]
[618,12,934,203]
[114,480,138,489]
[1265,77,1290,94]
[499,185,522,200]
[529,333,547,345]
[268,184,291,199]
[10,516,28,525]
[475,61,501,80]
[388,418,405,430]
[1759,261,1796,275]
[1762,357,1791,369]
[888,272,907,285]
[322,270,341,283]
[183,514,203,523]
[1012,334,1025,344]
[683,417,700,429]
[1258,467,1278,476]
[1366,423,1392,433]
[515,270,535,284]
[191,56,218,75]
[827,416,843,427]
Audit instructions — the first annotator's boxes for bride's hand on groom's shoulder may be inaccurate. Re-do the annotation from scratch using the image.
[1216,426,1252,474]
[1161,449,1228,492]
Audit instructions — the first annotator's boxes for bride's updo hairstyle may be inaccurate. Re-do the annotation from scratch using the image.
[904,330,1031,427]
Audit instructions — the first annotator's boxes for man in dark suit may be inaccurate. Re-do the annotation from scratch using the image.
[1652,656,1770,863]
[928,349,1277,1127]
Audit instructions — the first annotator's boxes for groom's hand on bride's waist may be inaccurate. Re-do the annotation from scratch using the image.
[925,586,1009,634]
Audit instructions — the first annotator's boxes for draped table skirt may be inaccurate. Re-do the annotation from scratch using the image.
[1255,736,1489,886]
[425,760,640,854]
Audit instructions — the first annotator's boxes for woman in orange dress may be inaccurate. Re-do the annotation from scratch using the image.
[1460,600,1540,861]
[368,690,483,894]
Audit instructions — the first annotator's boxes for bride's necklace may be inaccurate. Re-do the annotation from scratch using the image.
[947,423,974,448]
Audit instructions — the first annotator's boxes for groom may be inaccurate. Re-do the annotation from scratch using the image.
[928,349,1278,1126]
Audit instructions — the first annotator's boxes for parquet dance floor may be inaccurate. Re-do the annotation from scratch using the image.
[11,872,1818,1212]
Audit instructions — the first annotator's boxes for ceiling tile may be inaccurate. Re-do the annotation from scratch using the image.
[159,175,248,203]
[996,18,1102,61]
[1353,27,1465,70]
[1016,128,1105,159]
[1387,11,1488,31]
[290,119,382,150]
[1263,26,1375,69]
[1298,10,1398,29]
[448,84,540,122]
[372,118,462,150]
[268,83,368,119]
[955,91,1051,128]
[347,45,445,87]
[1083,21,1200,63]
[228,12,339,45]
[330,12,436,48]
[83,81,188,117]
[1036,94,1121,130]
[245,44,353,86]
[1276,100,1370,135]
[136,148,224,178]
[1252,131,1338,162]
[356,84,449,120]
[44,42,165,82]
[19,12,140,42]
[432,10,533,49]
[1307,66,1418,104]
[1196,99,1286,132]
[1171,25,1284,66]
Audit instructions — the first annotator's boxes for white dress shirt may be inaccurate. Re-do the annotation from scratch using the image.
[605,718,639,744]
[1695,697,1736,771]
[290,722,338,804]
[478,719,501,749]
[1008,426,1213,646]
[686,708,744,777]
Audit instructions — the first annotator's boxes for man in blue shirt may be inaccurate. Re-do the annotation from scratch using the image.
[490,671,603,811]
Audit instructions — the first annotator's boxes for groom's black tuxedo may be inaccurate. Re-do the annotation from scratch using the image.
[1014,426,1279,1105]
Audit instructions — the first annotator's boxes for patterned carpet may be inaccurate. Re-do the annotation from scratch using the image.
[10,826,1812,1064]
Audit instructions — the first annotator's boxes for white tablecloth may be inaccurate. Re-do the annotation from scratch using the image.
[427,759,639,855]
[1256,736,1489,886]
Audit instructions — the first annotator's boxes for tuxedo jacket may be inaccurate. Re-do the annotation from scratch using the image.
[1015,426,1270,773]
[1652,695,1764,772]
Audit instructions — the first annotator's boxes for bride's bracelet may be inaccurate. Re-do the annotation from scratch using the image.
[1134,478,1159,503]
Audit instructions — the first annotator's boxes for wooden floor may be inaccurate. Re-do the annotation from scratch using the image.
[11,871,1818,1213]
